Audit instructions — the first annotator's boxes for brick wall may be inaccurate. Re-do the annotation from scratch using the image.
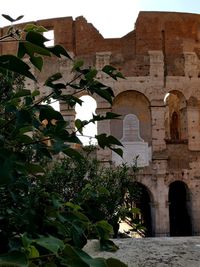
[1,11,200,77]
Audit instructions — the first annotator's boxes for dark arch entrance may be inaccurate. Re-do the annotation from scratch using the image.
[169,181,192,236]
[135,183,153,237]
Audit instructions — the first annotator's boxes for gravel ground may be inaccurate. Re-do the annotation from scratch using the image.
[84,237,200,266]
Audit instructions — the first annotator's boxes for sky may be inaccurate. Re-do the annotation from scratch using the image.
[1,0,199,144]
[1,0,200,38]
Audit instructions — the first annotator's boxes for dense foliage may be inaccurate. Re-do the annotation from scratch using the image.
[0,15,128,266]
[45,155,143,238]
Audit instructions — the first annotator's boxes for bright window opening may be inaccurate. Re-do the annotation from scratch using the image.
[42,98,60,111]
[50,99,60,111]
[44,30,54,47]
[75,95,97,146]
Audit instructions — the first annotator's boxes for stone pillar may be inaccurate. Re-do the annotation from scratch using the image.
[150,100,166,152]
[184,52,199,78]
[96,52,111,70]
[95,51,113,163]
[187,106,200,150]
[148,99,168,235]
[60,105,76,133]
[59,53,74,82]
[190,185,200,235]
[148,51,164,78]
[154,178,170,236]
[150,202,157,236]
[190,199,200,235]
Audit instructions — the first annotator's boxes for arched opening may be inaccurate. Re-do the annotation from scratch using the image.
[111,90,151,144]
[169,181,192,236]
[134,183,153,237]
[164,90,187,141]
[75,95,97,145]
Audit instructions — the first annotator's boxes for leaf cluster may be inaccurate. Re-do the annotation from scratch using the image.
[0,18,124,185]
[0,177,125,266]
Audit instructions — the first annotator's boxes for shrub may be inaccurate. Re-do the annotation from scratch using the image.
[45,155,143,238]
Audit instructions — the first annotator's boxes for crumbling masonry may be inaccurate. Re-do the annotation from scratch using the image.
[1,11,200,237]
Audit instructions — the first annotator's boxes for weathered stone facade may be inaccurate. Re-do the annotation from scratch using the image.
[2,11,200,237]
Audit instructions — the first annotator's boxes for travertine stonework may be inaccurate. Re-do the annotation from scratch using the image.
[2,11,200,237]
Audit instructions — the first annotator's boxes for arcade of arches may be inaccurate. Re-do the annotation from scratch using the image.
[2,11,200,237]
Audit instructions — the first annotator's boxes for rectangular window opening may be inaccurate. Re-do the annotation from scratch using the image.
[44,29,54,47]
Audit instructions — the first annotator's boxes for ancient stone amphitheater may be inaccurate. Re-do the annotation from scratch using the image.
[1,11,200,265]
